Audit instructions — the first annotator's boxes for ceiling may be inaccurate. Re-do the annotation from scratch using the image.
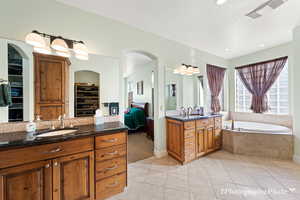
[124,52,153,77]
[56,0,300,59]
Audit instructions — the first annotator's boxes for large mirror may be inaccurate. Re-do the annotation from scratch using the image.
[0,38,120,123]
[165,68,208,112]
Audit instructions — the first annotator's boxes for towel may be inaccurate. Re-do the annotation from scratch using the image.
[0,84,12,107]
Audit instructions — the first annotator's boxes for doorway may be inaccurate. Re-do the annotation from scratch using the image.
[123,50,158,163]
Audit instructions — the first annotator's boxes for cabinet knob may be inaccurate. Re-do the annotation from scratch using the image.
[45,164,50,168]
[54,162,59,166]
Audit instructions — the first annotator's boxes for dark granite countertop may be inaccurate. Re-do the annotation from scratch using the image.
[166,114,222,122]
[0,121,128,150]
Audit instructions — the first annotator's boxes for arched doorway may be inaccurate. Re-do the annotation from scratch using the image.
[122,50,159,163]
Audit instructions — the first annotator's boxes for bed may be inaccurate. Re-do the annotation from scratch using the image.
[124,102,149,131]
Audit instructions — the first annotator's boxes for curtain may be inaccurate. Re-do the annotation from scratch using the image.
[236,56,288,113]
[206,64,226,113]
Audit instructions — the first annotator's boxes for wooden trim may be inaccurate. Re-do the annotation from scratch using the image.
[235,56,288,69]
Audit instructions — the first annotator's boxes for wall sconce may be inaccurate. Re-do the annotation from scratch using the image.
[173,64,200,76]
[25,30,89,60]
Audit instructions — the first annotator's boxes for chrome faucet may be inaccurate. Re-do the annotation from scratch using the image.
[180,107,187,117]
[58,114,66,129]
[187,107,193,116]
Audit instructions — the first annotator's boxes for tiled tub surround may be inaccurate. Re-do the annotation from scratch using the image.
[0,115,120,134]
[223,129,294,160]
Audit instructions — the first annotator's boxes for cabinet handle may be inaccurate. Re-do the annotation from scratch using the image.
[102,138,117,143]
[105,151,118,156]
[45,164,50,168]
[107,181,119,188]
[106,164,118,171]
[44,147,63,154]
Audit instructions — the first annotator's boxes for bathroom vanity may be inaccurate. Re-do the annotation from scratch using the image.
[166,115,222,164]
[0,122,128,200]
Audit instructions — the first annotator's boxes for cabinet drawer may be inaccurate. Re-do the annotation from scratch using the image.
[96,157,126,180]
[96,173,126,200]
[0,137,93,169]
[208,118,215,127]
[184,129,195,138]
[184,121,195,130]
[96,144,127,162]
[184,137,195,148]
[196,119,209,128]
[96,132,126,149]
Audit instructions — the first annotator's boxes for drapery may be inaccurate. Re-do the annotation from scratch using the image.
[236,56,288,113]
[206,64,226,113]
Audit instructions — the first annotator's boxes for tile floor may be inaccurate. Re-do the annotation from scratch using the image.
[110,151,300,200]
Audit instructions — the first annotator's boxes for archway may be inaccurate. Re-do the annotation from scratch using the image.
[122,49,161,162]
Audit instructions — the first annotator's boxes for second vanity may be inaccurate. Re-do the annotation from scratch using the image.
[0,122,128,200]
[166,115,222,164]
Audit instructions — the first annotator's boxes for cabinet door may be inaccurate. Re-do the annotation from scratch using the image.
[52,151,94,200]
[206,127,215,153]
[196,128,206,157]
[167,120,183,161]
[0,160,52,200]
[39,105,63,121]
[214,129,222,150]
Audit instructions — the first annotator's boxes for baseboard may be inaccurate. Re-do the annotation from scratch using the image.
[293,154,300,164]
[154,150,167,158]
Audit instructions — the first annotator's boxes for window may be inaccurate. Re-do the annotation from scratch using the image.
[235,62,289,114]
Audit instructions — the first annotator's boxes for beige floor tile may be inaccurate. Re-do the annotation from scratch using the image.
[164,188,191,200]
[115,152,300,200]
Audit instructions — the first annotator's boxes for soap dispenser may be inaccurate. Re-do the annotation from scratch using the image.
[26,121,37,133]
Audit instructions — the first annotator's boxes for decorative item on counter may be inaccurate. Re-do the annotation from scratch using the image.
[26,121,37,133]
[94,109,104,125]
[231,120,235,130]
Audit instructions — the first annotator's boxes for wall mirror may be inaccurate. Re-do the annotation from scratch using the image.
[0,38,120,124]
[165,68,208,112]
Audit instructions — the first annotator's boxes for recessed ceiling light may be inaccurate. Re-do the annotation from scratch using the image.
[216,0,228,5]
[225,48,230,52]
[259,44,265,48]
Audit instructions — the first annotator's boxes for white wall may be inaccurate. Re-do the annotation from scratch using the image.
[293,26,300,162]
[75,71,100,86]
[0,0,228,156]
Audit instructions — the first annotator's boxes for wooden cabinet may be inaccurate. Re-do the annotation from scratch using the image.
[0,132,127,200]
[196,128,205,157]
[34,53,70,120]
[95,133,127,200]
[166,116,222,164]
[0,160,52,200]
[53,151,94,200]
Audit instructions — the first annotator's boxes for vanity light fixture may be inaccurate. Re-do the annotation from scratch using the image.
[34,46,51,55]
[216,0,227,5]
[25,32,46,48]
[173,64,200,76]
[25,30,89,60]
[51,37,69,52]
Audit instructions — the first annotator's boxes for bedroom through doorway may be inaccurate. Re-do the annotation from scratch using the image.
[123,51,156,163]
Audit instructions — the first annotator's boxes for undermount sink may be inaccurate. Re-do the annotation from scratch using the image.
[35,129,78,138]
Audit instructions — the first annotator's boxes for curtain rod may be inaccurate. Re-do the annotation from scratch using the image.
[235,56,288,70]
[207,64,227,70]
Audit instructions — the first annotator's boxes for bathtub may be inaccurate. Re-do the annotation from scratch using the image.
[222,121,294,160]
[224,120,292,134]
